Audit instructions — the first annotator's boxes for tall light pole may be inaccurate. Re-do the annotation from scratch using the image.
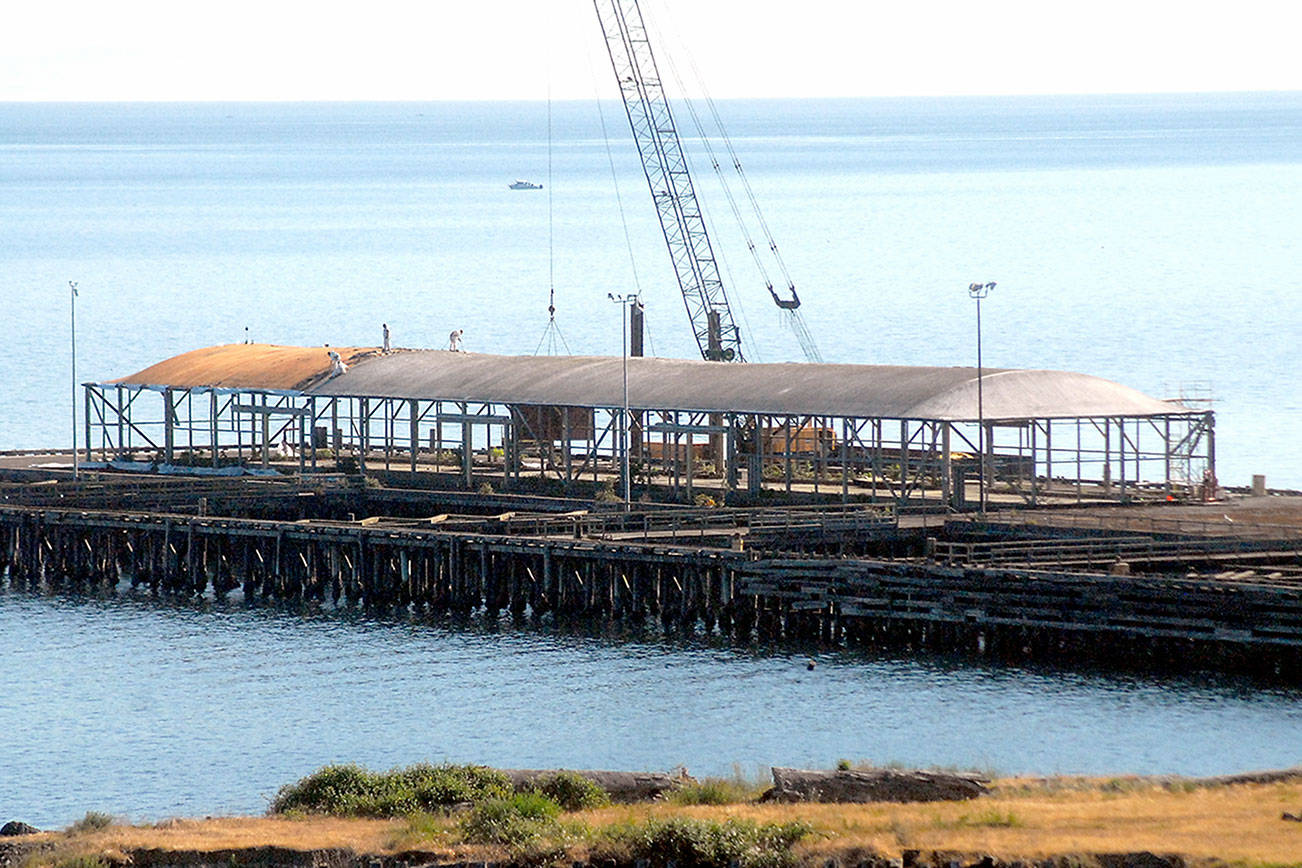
[69,281,80,482]
[968,281,995,515]
[607,293,639,508]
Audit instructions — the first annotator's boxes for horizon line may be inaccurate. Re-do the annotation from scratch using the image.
[2,88,1300,105]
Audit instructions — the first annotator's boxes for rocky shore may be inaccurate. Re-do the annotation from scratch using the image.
[0,838,1209,868]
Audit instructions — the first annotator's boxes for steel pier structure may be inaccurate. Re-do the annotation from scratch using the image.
[81,345,1215,508]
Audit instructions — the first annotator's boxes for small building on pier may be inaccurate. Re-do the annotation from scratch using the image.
[82,344,1214,507]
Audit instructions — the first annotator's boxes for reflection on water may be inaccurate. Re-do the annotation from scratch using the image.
[3,587,1299,827]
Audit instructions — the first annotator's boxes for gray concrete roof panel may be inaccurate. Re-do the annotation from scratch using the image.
[303,350,1186,421]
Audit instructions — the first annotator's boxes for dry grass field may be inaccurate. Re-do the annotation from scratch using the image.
[18,777,1302,868]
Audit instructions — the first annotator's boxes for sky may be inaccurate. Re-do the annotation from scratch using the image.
[2,0,1299,102]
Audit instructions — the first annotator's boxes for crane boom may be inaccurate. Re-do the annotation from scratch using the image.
[594,0,744,362]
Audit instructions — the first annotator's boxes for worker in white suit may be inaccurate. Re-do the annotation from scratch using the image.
[328,350,348,377]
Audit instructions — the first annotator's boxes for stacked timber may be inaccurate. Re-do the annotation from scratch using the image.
[737,558,1302,647]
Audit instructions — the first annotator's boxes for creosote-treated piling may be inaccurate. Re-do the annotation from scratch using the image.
[2,501,1300,677]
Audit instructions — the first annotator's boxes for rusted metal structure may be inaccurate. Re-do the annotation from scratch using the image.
[81,344,1216,507]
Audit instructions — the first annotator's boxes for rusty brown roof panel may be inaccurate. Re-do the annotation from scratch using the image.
[111,344,379,392]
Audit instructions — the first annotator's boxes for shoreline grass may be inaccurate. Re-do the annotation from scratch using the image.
[13,775,1302,867]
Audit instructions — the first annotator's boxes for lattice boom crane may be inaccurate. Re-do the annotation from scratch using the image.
[594,0,744,362]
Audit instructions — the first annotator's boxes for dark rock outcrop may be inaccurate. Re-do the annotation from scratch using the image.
[128,847,359,868]
[0,840,54,868]
[763,767,989,803]
[1095,853,1185,868]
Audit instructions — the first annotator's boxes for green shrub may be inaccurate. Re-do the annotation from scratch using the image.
[67,811,115,833]
[597,817,813,868]
[270,762,511,817]
[508,791,562,820]
[270,764,380,815]
[523,771,610,811]
[396,763,512,807]
[459,793,561,847]
[668,778,753,806]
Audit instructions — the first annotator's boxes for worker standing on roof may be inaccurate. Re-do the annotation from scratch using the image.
[382,323,391,354]
[448,329,464,352]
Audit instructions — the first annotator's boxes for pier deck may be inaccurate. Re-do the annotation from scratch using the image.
[3,473,1301,676]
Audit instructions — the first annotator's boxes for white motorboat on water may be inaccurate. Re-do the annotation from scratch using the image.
[509,180,543,190]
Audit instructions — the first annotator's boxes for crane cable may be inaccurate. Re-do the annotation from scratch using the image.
[649,0,822,362]
[702,196,760,362]
[696,67,800,299]
[652,24,777,303]
[534,75,572,356]
[586,42,646,303]
[640,6,762,357]
[652,0,799,302]
[548,80,555,309]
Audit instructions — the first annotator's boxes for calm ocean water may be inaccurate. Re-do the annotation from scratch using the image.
[2,588,1300,828]
[0,95,1299,484]
[1,95,1300,826]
